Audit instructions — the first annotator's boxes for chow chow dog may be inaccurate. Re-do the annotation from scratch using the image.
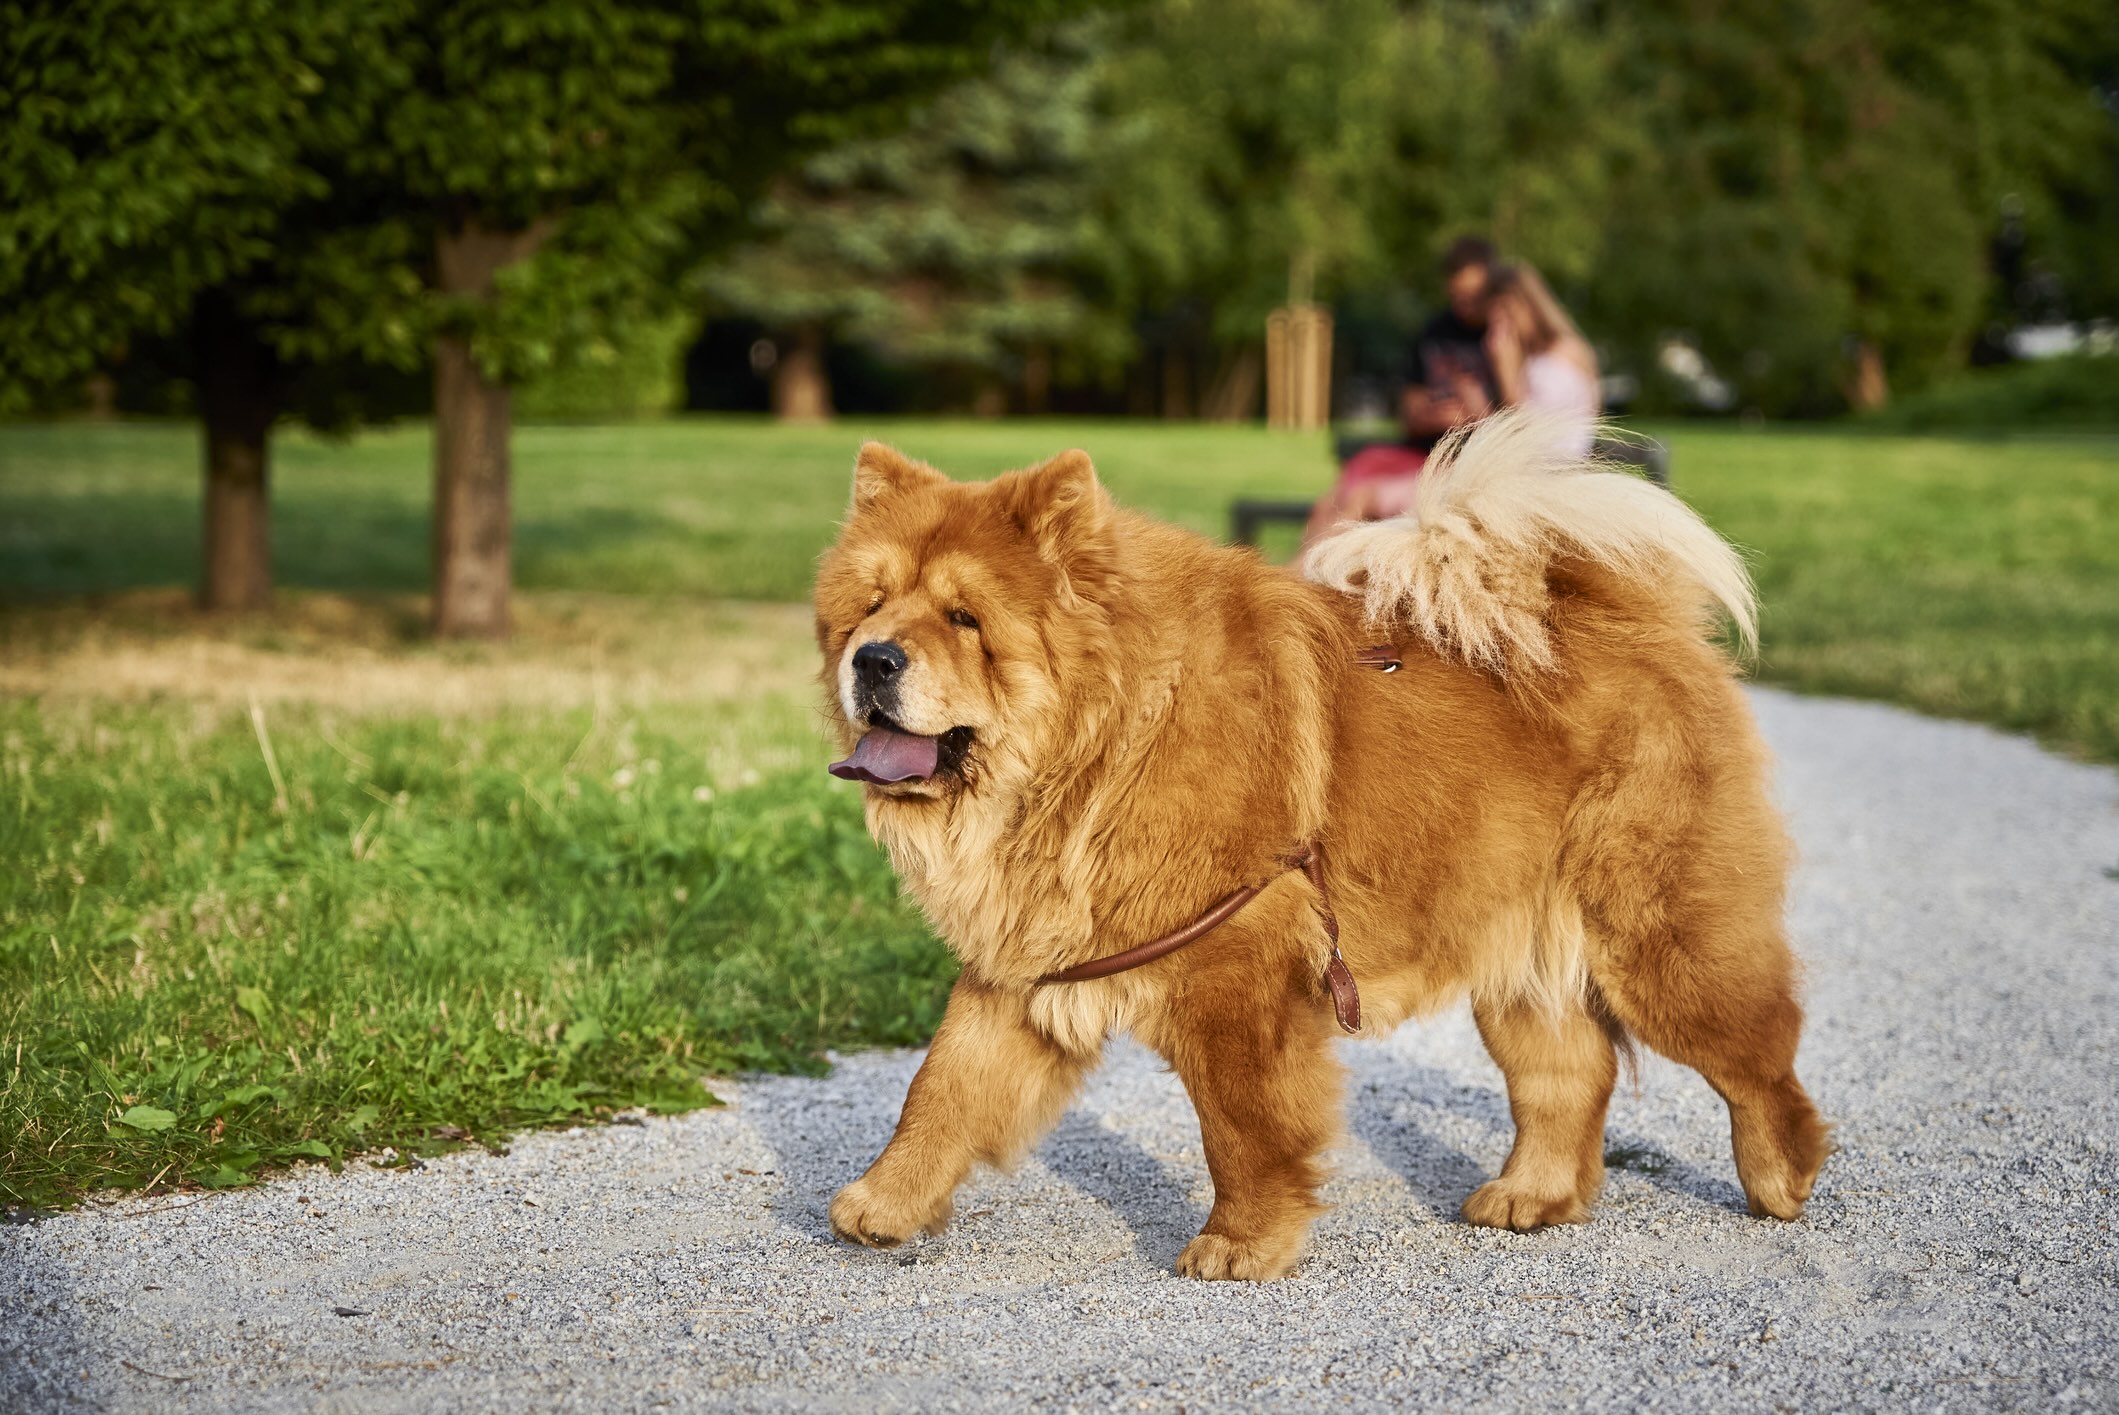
[812,412,1829,1280]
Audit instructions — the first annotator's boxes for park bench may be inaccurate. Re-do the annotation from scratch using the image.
[1229,431,1672,547]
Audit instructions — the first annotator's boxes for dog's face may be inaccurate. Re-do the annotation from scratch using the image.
[813,443,1115,800]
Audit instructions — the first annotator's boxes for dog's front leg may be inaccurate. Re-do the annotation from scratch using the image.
[1158,988,1342,1281]
[830,974,1092,1249]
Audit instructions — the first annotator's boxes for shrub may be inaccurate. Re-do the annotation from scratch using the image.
[1864,353,2119,432]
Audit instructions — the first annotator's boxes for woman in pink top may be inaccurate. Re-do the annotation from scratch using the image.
[1484,262,1600,456]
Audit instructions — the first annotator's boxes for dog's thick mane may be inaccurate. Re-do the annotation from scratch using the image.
[1300,410,1756,674]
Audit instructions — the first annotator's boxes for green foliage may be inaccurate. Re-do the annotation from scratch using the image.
[514,311,698,420]
[0,696,954,1209]
[0,0,430,429]
[1861,355,2119,432]
[0,0,1095,420]
[1084,0,1420,336]
[0,0,342,409]
[7,0,2112,424]
[704,0,1618,382]
[375,0,1105,391]
[704,25,1135,387]
[1109,0,1628,319]
[693,0,2119,416]
[1587,0,2119,413]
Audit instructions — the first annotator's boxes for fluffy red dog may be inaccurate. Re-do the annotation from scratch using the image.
[812,413,1830,1280]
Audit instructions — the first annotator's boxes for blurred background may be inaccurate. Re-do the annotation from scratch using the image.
[2,0,2115,1210]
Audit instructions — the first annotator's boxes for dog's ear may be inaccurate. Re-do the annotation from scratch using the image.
[852,442,945,512]
[1002,449,1115,597]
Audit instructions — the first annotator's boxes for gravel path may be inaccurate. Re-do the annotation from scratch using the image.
[7,688,2117,1413]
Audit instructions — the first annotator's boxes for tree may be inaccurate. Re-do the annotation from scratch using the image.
[1083,0,1411,415]
[1076,0,2117,418]
[365,0,1093,636]
[0,0,412,610]
[702,25,1135,419]
[3,0,1086,630]
[703,0,1442,422]
[0,4,307,412]
[1583,0,2119,413]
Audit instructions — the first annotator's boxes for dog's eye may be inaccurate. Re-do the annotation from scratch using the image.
[948,609,979,631]
[865,592,885,617]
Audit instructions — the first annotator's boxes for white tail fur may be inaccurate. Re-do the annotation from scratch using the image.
[1300,410,1756,674]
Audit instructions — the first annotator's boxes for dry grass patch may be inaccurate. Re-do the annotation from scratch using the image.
[0,589,819,717]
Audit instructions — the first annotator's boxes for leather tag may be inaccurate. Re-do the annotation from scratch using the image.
[1325,949,1361,1034]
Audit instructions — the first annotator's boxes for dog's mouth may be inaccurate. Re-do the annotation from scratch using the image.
[828,715,974,787]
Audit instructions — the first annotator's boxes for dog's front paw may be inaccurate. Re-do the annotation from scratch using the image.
[1175,1231,1303,1282]
[1461,1177,1591,1232]
[828,1176,952,1249]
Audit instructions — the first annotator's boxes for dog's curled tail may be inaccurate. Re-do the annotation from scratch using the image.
[1300,410,1756,675]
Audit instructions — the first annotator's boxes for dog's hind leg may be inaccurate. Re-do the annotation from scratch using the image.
[1593,927,1830,1220]
[1152,980,1343,1281]
[1589,921,1831,1220]
[1462,991,1618,1230]
[1560,699,1831,1221]
[830,975,1093,1249]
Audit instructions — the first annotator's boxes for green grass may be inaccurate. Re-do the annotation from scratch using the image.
[13,416,2110,757]
[0,602,952,1208]
[3,416,2115,1208]
[1670,426,2119,763]
[0,417,1337,602]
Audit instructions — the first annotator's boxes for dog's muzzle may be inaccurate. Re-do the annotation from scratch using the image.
[849,639,907,718]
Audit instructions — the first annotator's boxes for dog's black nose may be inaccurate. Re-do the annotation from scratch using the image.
[852,641,908,694]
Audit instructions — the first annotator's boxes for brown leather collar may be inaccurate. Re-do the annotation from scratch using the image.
[1036,844,1363,1035]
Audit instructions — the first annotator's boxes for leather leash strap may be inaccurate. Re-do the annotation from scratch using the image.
[1036,878,1275,984]
[1029,644,1395,1034]
[1036,844,1363,1035]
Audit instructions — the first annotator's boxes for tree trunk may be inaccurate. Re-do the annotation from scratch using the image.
[194,289,279,612]
[771,325,832,422]
[1160,346,1193,420]
[1202,344,1263,422]
[83,372,118,420]
[432,216,550,639]
[1021,344,1052,414]
[1847,339,1890,412]
[970,382,1007,418]
[432,333,513,637]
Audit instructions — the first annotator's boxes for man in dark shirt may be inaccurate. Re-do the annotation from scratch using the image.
[1302,235,1501,545]
[1400,235,1499,452]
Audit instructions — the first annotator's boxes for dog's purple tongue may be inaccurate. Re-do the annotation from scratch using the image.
[828,727,940,785]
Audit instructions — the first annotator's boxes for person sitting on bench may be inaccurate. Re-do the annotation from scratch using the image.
[1303,235,1499,544]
